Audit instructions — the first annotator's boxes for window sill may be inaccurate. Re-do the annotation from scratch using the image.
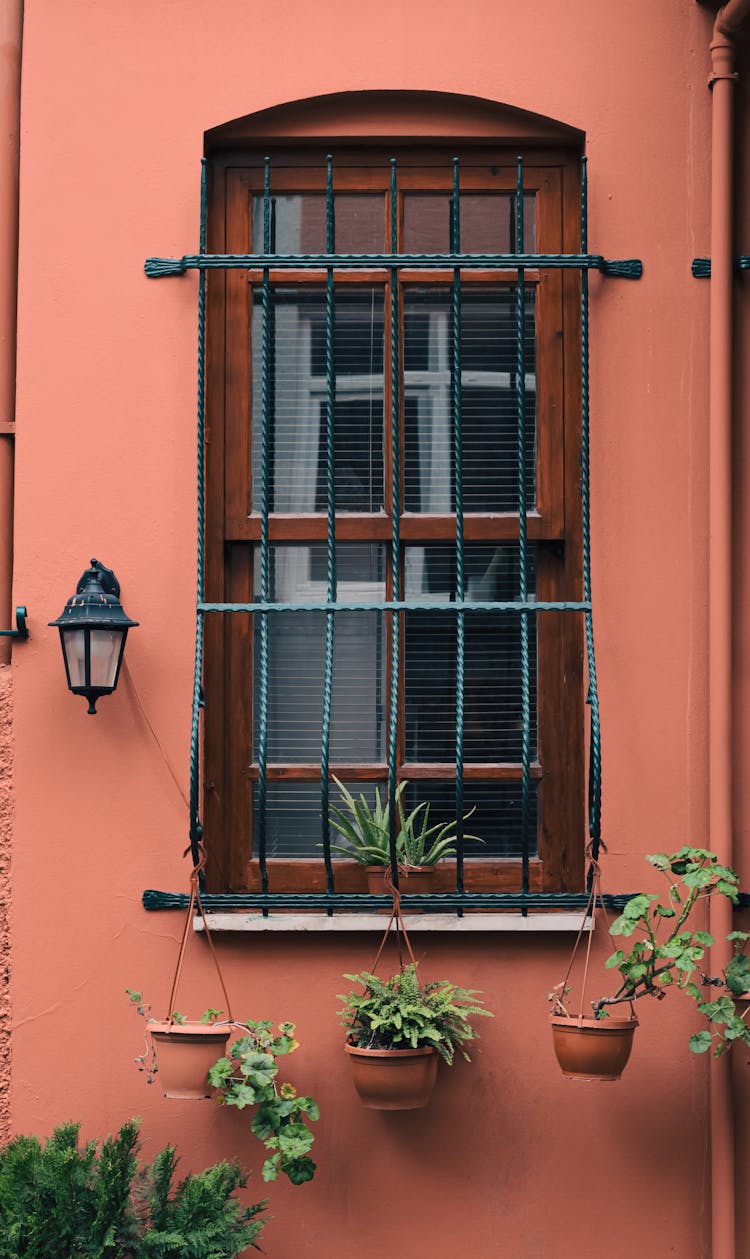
[193,912,592,934]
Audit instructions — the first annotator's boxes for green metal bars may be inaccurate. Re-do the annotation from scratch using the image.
[147,153,642,915]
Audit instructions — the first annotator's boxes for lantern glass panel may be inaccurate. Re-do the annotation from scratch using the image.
[89,629,125,688]
[62,629,86,687]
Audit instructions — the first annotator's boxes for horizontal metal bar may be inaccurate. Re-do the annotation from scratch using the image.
[0,606,28,638]
[692,256,750,278]
[143,888,636,911]
[145,252,642,278]
[198,600,591,614]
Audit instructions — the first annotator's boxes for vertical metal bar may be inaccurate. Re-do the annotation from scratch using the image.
[257,156,272,907]
[320,155,336,910]
[189,158,208,873]
[516,157,531,911]
[580,156,602,869]
[387,157,400,888]
[452,159,465,913]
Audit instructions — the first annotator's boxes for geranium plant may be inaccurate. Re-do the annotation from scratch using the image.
[208,1020,319,1185]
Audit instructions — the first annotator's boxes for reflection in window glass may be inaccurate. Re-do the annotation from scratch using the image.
[403,288,536,512]
[402,779,537,859]
[253,780,384,859]
[403,193,536,253]
[252,544,385,763]
[252,194,385,253]
[251,288,385,513]
[404,544,537,763]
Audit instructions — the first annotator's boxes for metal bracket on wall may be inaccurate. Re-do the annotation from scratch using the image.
[692,256,750,277]
[0,606,29,638]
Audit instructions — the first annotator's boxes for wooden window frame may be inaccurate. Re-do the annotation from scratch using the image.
[203,144,584,898]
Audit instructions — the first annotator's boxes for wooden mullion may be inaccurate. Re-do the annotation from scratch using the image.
[244,857,544,894]
[224,513,565,544]
[248,763,387,781]
[399,762,542,780]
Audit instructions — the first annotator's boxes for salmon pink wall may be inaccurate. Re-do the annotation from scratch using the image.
[7,1,741,1256]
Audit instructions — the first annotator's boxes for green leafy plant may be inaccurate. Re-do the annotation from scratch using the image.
[327,776,480,867]
[208,1020,319,1186]
[724,930,750,996]
[339,962,492,1064]
[550,847,750,1059]
[0,1119,264,1258]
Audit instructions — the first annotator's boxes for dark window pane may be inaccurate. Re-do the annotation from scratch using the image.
[253,779,383,859]
[402,779,537,859]
[252,193,385,253]
[251,288,384,513]
[253,544,386,762]
[404,545,537,762]
[403,288,536,512]
[402,193,535,253]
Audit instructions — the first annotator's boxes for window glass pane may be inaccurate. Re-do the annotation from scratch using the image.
[253,779,383,859]
[251,288,385,513]
[252,544,386,762]
[402,779,537,859]
[402,193,535,252]
[403,288,536,512]
[252,194,385,253]
[404,544,537,762]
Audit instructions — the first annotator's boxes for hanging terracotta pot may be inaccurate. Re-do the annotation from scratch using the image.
[344,1041,438,1109]
[148,1022,232,1100]
[550,1013,638,1082]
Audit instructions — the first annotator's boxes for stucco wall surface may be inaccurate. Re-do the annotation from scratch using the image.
[7,1,745,1256]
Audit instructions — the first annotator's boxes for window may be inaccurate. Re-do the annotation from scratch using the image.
[203,143,584,899]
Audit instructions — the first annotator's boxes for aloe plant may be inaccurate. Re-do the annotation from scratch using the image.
[327,777,480,867]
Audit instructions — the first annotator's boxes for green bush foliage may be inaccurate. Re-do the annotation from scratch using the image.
[0,1120,264,1258]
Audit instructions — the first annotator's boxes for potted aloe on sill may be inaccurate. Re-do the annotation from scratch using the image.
[548,846,741,1080]
[339,961,492,1109]
[328,776,479,895]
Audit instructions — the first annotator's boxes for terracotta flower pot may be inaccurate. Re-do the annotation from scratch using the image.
[344,1041,438,1109]
[550,1014,638,1082]
[148,1021,232,1100]
[365,866,438,898]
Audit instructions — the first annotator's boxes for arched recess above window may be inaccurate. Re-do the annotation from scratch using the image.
[204,89,583,151]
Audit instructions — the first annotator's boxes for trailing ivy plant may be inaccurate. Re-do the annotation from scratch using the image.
[551,846,750,1058]
[339,962,492,1064]
[208,1021,319,1186]
[0,1119,265,1258]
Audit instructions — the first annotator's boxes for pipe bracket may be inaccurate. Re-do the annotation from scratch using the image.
[0,606,29,638]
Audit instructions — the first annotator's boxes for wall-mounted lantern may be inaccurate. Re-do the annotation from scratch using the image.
[49,559,138,714]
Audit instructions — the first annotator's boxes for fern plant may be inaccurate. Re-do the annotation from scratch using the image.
[0,1119,264,1258]
[339,962,492,1064]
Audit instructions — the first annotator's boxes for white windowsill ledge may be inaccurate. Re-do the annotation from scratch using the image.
[194,912,593,934]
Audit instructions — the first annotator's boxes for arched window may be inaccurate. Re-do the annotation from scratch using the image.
[202,93,585,900]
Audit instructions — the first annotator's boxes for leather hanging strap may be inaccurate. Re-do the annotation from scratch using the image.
[558,854,633,1023]
[369,865,420,986]
[165,842,234,1023]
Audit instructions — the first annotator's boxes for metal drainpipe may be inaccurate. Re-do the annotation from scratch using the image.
[0,0,22,668]
[707,2,750,1256]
